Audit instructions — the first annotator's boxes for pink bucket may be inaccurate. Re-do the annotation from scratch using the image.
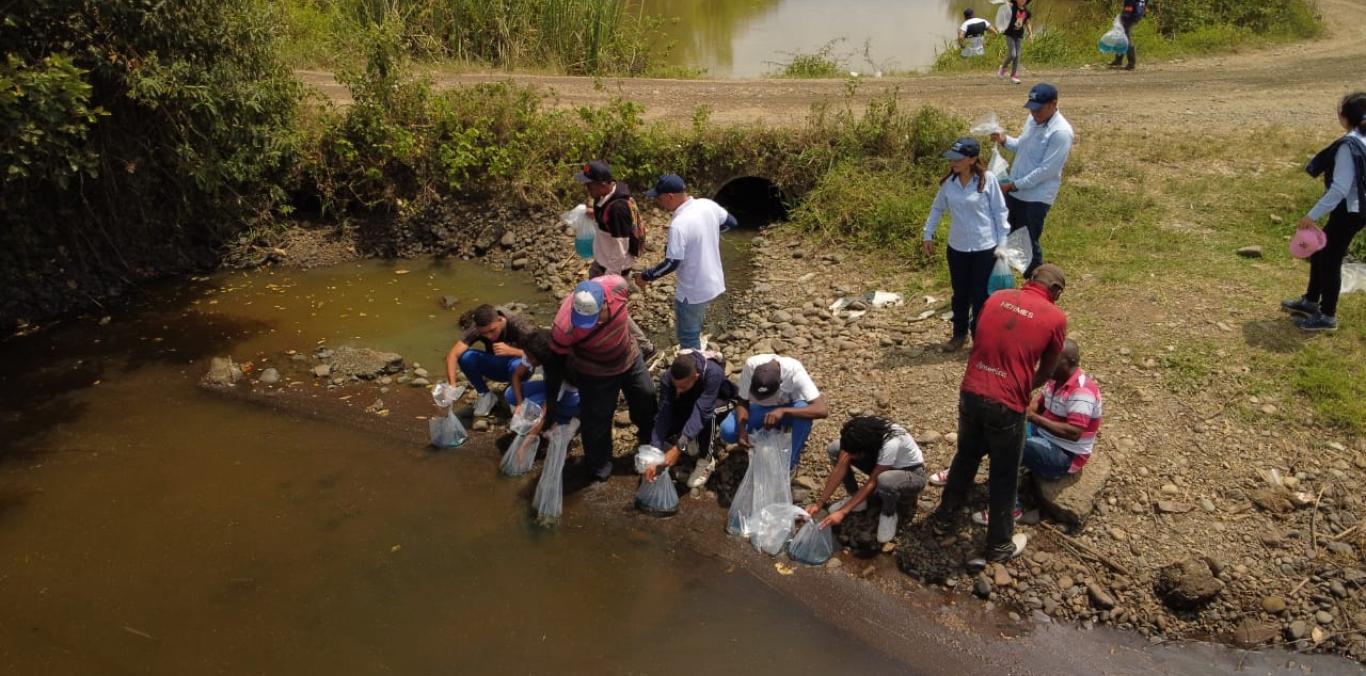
[1290,228,1327,259]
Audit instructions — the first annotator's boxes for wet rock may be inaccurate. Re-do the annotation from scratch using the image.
[1232,619,1278,647]
[312,363,331,378]
[1087,581,1116,610]
[1035,451,1111,525]
[329,346,404,379]
[511,258,528,270]
[1236,246,1264,259]
[1155,558,1224,610]
[414,367,429,378]
[258,368,280,385]
[974,574,993,598]
[1288,620,1309,640]
[204,356,243,386]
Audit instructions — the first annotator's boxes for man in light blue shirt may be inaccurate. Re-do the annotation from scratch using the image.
[991,83,1075,277]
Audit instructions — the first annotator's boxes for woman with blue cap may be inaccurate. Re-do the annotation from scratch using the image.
[923,137,1012,352]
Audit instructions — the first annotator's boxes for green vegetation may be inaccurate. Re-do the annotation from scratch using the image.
[770,40,849,79]
[932,0,1321,72]
[1294,343,1366,431]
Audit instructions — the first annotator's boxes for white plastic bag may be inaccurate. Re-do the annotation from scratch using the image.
[751,503,808,556]
[500,433,540,476]
[532,418,579,526]
[725,429,793,537]
[634,445,665,474]
[993,2,1012,32]
[970,112,1004,137]
[1342,262,1366,294]
[562,205,596,260]
[988,145,1009,181]
[635,469,680,517]
[431,383,466,408]
[1002,226,1033,273]
[1098,16,1129,54]
[509,400,543,436]
[987,256,1016,295]
[788,519,837,565]
[428,408,469,449]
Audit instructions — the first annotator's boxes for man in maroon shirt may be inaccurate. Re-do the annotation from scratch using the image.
[930,264,1068,565]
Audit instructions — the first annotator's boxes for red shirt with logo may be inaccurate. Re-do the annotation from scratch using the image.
[961,282,1067,413]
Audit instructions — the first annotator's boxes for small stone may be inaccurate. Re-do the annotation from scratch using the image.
[1087,582,1116,610]
[1110,527,1128,541]
[1315,610,1334,625]
[313,364,331,378]
[1288,620,1309,640]
[1330,580,1349,598]
[826,558,843,569]
[993,565,1013,587]
[1198,498,1216,513]
[944,432,958,444]
[413,367,429,379]
[410,377,430,387]
[1260,403,1277,415]
[1160,483,1180,496]
[1232,619,1278,647]
[500,231,516,247]
[974,574,993,598]
[257,367,280,385]
[1236,245,1264,258]
[1326,541,1355,556]
[472,419,490,431]
[920,430,942,444]
[1261,596,1287,614]
[1156,500,1193,514]
[510,258,528,270]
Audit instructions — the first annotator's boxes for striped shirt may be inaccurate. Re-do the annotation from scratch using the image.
[1037,368,1103,473]
[550,275,638,377]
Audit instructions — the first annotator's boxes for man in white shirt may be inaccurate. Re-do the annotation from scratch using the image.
[809,416,928,544]
[959,8,998,57]
[635,174,736,350]
[719,354,830,467]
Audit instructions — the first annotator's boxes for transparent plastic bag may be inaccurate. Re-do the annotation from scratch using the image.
[634,445,665,474]
[751,503,808,556]
[988,145,1009,181]
[970,112,1004,137]
[428,408,469,449]
[532,419,579,526]
[987,257,1016,295]
[635,468,679,517]
[509,400,543,436]
[1003,226,1033,273]
[1098,16,1129,54]
[788,519,837,565]
[1342,262,1366,294]
[993,2,1012,32]
[562,205,596,259]
[500,433,540,476]
[431,383,466,408]
[725,429,793,537]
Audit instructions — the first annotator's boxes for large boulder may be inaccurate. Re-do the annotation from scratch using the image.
[203,356,242,386]
[1034,449,1111,525]
[328,346,404,379]
[1155,558,1225,610]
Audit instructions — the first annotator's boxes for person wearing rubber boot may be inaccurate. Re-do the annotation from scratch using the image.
[808,416,927,545]
[641,350,737,489]
[929,264,1068,569]
[1108,0,1146,71]
[444,304,537,417]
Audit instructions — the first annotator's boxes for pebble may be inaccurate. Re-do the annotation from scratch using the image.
[410,377,430,387]
[1316,610,1334,625]
[974,575,993,598]
[1110,528,1128,541]
[1260,404,1277,415]
[1288,620,1309,640]
[826,558,843,569]
[920,430,942,444]
[510,258,528,270]
[313,364,331,378]
[944,432,958,444]
[1198,498,1216,513]
[472,419,490,431]
[1236,245,1264,258]
[1160,483,1180,496]
[258,368,280,385]
[1262,596,1287,614]
[414,367,429,378]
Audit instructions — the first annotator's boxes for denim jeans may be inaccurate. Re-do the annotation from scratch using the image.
[674,297,712,350]
[504,380,581,425]
[1022,434,1074,480]
[576,356,657,479]
[719,400,812,468]
[824,441,928,518]
[934,391,1026,560]
[947,246,996,338]
[458,350,522,394]
[1006,194,1052,278]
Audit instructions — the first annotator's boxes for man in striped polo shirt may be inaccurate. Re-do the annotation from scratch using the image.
[1024,339,1102,478]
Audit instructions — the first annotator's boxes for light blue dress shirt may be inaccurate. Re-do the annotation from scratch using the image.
[1003,111,1075,205]
[923,172,1011,253]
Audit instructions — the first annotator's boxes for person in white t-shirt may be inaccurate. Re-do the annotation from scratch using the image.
[719,354,830,467]
[636,173,736,350]
[807,416,928,544]
[959,8,998,58]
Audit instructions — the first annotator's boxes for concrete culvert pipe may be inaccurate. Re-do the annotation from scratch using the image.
[713,176,788,228]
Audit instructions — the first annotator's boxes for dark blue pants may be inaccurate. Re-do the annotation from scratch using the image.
[947,247,997,339]
[505,380,581,425]
[458,350,521,395]
[1006,194,1051,279]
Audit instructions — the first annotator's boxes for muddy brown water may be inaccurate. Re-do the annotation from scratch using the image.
[2,254,1362,674]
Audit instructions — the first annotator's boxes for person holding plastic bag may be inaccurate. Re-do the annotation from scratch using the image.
[996,0,1033,84]
[505,330,581,430]
[574,160,658,360]
[808,416,928,545]
[443,304,537,418]
[720,355,829,468]
[991,83,1075,279]
[641,350,738,489]
[924,137,1012,353]
[1107,0,1146,70]
[633,446,680,517]
[958,8,998,58]
[1282,92,1366,333]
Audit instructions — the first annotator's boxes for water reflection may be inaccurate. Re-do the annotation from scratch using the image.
[640,0,966,76]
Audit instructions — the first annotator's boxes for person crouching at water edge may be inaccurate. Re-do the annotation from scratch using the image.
[444,304,537,417]
[505,330,582,436]
[542,276,657,483]
[808,416,927,544]
[720,354,829,467]
[640,350,738,489]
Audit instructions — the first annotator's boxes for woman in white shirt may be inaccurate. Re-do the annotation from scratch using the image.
[1283,92,1366,332]
[923,137,1011,351]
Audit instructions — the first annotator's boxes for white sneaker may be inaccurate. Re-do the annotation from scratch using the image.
[687,457,716,488]
[929,470,949,487]
[876,513,899,544]
[830,497,868,513]
[473,391,498,417]
[971,506,1023,526]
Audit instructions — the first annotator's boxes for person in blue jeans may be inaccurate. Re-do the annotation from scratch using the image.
[444,304,537,417]
[719,354,829,468]
[505,331,581,426]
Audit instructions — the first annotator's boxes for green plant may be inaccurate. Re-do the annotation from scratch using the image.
[769,40,849,79]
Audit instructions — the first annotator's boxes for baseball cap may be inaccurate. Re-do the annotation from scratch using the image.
[644,173,686,198]
[963,7,975,18]
[570,281,605,329]
[943,137,982,161]
[1024,83,1059,111]
[575,160,614,184]
[1290,227,1327,259]
[749,359,782,401]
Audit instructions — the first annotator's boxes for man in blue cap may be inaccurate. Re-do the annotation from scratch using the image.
[636,173,736,350]
[990,82,1074,278]
[543,275,656,483]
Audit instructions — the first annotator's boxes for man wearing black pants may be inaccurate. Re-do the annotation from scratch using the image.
[641,350,737,489]
[1109,0,1146,70]
[993,84,1075,279]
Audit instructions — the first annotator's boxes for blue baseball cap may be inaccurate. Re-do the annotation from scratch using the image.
[943,137,982,161]
[570,280,606,329]
[644,173,686,198]
[1024,83,1058,110]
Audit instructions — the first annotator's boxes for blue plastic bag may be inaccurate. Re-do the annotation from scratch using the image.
[987,257,1015,295]
[1098,16,1129,54]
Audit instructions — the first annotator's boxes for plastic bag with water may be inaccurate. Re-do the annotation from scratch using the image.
[562,205,596,259]
[988,145,1010,182]
[509,400,543,436]
[725,429,793,536]
[635,468,679,517]
[1342,262,1366,294]
[431,383,466,408]
[1002,226,1033,273]
[500,433,540,476]
[788,518,837,565]
[634,445,665,474]
[532,419,579,526]
[1098,16,1129,54]
[751,503,808,556]
[987,256,1016,295]
[428,408,469,449]
[970,112,1004,137]
[993,1,1012,32]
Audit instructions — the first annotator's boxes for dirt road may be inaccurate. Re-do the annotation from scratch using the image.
[296,0,1365,132]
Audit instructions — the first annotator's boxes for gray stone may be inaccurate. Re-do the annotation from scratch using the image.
[312,363,331,378]
[329,346,404,379]
[257,368,280,385]
[1155,558,1225,610]
[1156,500,1193,514]
[410,377,430,387]
[1316,610,1334,625]
[204,356,243,386]
[1236,245,1264,259]
[1288,620,1309,640]
[1035,451,1111,525]
[1232,619,1278,647]
[1327,541,1355,556]
[511,258,528,270]
[414,367,429,379]
[1198,498,1216,513]
[1087,582,1116,610]
[974,574,993,598]
[500,231,516,247]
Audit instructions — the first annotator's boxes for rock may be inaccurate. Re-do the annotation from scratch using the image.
[1035,451,1111,525]
[1110,527,1128,541]
[1156,500,1193,514]
[1236,246,1264,259]
[414,367,429,378]
[1198,498,1216,513]
[1249,487,1296,514]
[772,310,793,323]
[1327,541,1355,556]
[1316,610,1334,625]
[312,363,331,378]
[500,231,516,247]
[329,346,404,379]
[1232,619,1278,647]
[945,432,958,444]
[1087,582,1116,610]
[920,430,942,444]
[257,367,280,385]
[1160,483,1180,496]
[974,574,993,598]
[993,565,1013,587]
[203,356,243,386]
[472,419,490,431]
[410,377,430,387]
[440,295,460,310]
[1155,558,1225,610]
[793,475,821,491]
[826,558,843,569]
[1288,620,1309,640]
[511,258,528,270]
[1261,596,1287,614]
